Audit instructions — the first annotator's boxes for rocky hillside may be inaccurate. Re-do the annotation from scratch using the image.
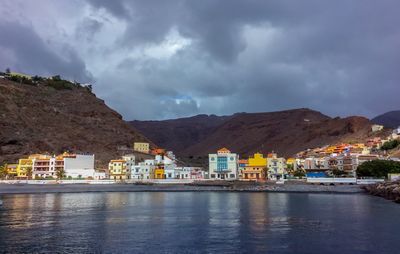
[131,108,379,158]
[0,78,151,166]
[372,110,400,128]
[130,114,231,152]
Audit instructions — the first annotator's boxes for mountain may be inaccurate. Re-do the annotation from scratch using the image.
[130,108,379,158]
[130,114,231,152]
[0,78,151,166]
[371,110,400,128]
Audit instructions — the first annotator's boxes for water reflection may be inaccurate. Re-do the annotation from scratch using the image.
[0,192,400,253]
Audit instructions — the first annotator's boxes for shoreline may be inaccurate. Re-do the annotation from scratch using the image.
[0,183,365,195]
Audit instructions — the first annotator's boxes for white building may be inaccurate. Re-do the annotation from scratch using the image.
[94,171,107,180]
[175,167,192,179]
[31,155,58,179]
[304,157,329,170]
[208,148,238,180]
[31,153,96,179]
[371,124,384,132]
[267,153,286,180]
[395,126,400,134]
[175,167,206,179]
[64,154,95,179]
[122,155,135,179]
[131,159,155,179]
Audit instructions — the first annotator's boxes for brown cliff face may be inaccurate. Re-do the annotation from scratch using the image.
[0,79,151,166]
[130,114,231,152]
[131,109,377,158]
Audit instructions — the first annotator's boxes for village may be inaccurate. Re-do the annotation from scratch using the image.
[1,124,400,184]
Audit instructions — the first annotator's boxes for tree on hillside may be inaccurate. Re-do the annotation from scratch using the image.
[5,68,10,74]
[52,75,61,81]
[381,140,400,151]
[356,160,400,178]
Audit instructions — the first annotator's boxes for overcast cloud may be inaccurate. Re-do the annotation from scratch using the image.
[0,0,399,120]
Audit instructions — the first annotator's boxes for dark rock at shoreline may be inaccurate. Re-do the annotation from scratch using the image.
[363,181,400,203]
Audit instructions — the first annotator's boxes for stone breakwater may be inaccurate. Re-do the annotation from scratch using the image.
[363,181,400,203]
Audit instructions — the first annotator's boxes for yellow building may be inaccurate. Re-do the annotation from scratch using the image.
[16,158,33,179]
[153,165,165,179]
[6,164,18,178]
[133,142,150,154]
[108,160,127,180]
[242,153,267,180]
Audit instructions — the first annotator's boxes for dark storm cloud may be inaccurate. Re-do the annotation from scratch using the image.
[0,21,92,82]
[1,0,400,120]
[86,0,130,19]
[75,18,103,42]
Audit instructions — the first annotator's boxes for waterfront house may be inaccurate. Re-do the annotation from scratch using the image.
[108,159,127,180]
[19,153,97,180]
[267,153,286,180]
[131,160,155,180]
[303,157,330,178]
[175,167,191,179]
[122,155,136,179]
[238,159,248,179]
[5,164,18,178]
[30,154,57,179]
[328,155,357,177]
[63,154,96,179]
[208,148,239,180]
[17,158,33,179]
[189,167,206,179]
[153,165,165,179]
[242,153,267,181]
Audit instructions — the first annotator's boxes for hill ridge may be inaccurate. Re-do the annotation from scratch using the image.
[130,109,378,158]
[0,78,151,166]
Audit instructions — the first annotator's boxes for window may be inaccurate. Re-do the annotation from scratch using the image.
[217,156,228,171]
[230,157,234,161]
[230,174,235,178]
[211,174,216,178]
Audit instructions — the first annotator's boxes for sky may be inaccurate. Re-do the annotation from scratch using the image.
[0,0,399,120]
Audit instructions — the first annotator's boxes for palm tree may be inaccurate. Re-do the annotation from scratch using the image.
[0,165,6,179]
[56,168,66,180]
[26,167,33,180]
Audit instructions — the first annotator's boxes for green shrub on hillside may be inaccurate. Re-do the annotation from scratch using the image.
[357,160,400,178]
[8,75,35,86]
[381,140,400,151]
[46,76,77,90]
